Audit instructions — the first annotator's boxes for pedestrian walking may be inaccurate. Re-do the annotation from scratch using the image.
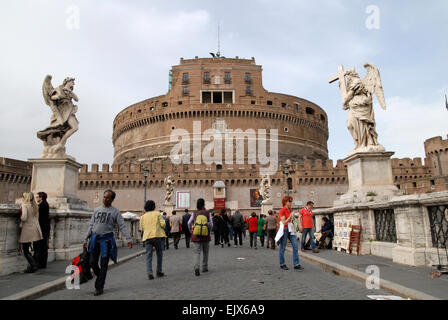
[34,192,50,269]
[187,198,213,276]
[258,214,266,247]
[182,209,192,248]
[230,209,244,247]
[212,212,221,246]
[19,192,43,273]
[162,212,171,250]
[226,211,233,241]
[220,209,231,247]
[300,201,319,253]
[170,210,182,249]
[246,212,259,249]
[266,210,277,250]
[140,200,166,280]
[278,196,303,271]
[84,190,133,296]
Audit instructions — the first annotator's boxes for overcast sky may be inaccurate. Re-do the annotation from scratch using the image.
[1,0,447,167]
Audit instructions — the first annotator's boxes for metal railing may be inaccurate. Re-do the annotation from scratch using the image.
[374,209,397,242]
[428,204,448,248]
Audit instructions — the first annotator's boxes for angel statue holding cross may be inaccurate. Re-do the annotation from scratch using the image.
[329,63,387,155]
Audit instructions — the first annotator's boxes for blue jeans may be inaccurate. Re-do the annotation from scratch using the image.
[228,225,233,240]
[145,238,163,274]
[279,228,300,266]
[301,228,317,250]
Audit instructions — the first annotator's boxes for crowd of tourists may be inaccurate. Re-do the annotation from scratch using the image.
[18,189,334,296]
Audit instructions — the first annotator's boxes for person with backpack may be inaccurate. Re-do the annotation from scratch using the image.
[140,200,166,280]
[230,209,244,247]
[187,198,213,276]
[246,212,259,249]
[182,209,192,248]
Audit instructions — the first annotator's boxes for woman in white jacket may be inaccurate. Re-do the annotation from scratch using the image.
[19,192,43,273]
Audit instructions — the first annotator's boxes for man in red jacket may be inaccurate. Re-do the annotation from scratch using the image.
[300,201,319,253]
[245,212,259,249]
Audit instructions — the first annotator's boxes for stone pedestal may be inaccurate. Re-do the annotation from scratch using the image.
[163,203,175,216]
[335,151,402,205]
[27,157,93,262]
[29,158,82,199]
[261,203,273,216]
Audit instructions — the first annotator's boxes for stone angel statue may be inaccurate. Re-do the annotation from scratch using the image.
[329,63,387,155]
[37,75,79,159]
[164,176,175,205]
[259,174,272,204]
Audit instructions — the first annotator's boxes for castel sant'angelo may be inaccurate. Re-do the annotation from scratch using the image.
[1,56,446,214]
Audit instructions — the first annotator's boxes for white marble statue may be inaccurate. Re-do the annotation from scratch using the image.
[259,174,271,204]
[38,75,79,159]
[329,63,387,155]
[164,176,175,205]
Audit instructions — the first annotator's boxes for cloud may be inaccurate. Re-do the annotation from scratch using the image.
[375,93,448,159]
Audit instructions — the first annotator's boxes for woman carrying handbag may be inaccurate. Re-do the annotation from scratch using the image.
[19,192,43,273]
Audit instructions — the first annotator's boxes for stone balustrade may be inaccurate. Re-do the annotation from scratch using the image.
[314,191,448,267]
[0,204,140,276]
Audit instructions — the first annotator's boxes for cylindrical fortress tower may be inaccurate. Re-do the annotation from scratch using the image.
[112,56,329,167]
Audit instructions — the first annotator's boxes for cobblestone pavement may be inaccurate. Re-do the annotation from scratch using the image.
[39,240,388,300]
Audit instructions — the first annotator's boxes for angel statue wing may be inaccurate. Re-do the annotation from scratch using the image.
[363,62,387,110]
[42,75,63,125]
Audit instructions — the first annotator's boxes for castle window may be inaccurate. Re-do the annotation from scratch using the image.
[182,73,189,84]
[178,101,182,105]
[217,164,223,171]
[246,86,252,96]
[202,91,212,103]
[224,91,233,103]
[267,100,273,106]
[306,107,315,115]
[245,73,252,84]
[431,180,435,186]
[182,86,189,96]
[203,72,210,83]
[213,91,222,103]
[295,103,299,112]
[150,107,155,111]
[284,127,289,132]
[225,72,231,84]
[282,103,287,108]
[320,114,326,122]
[162,102,168,107]
[287,178,293,191]
[251,100,256,105]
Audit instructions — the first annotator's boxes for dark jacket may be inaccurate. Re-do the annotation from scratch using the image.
[322,221,334,236]
[230,211,244,229]
[38,200,50,239]
[182,213,191,235]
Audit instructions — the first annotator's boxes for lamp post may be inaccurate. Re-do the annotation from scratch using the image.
[143,167,149,208]
[283,161,290,196]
